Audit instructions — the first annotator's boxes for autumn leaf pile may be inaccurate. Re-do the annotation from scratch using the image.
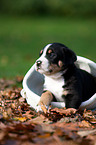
[0,78,96,145]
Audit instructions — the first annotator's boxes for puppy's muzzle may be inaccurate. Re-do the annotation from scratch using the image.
[36,60,42,69]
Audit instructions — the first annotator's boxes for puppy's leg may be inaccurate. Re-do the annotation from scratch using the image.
[65,93,81,109]
[36,90,53,112]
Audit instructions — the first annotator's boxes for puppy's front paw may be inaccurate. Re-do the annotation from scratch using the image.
[36,105,43,112]
[36,105,49,113]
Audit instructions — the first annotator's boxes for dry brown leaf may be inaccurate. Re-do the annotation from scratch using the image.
[38,133,51,138]
[41,103,47,114]
[1,78,96,145]
[51,108,77,116]
[0,131,6,141]
[77,129,96,137]
[29,116,45,124]
[79,120,93,128]
[3,111,9,119]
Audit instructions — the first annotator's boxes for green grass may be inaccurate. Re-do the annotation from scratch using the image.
[0,15,96,78]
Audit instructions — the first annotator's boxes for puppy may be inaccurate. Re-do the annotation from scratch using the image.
[35,43,96,111]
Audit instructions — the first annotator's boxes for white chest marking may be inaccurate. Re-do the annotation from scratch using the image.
[44,76,65,102]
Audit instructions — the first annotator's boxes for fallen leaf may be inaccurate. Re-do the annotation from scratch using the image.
[29,116,45,124]
[1,78,96,145]
[3,111,9,119]
[77,129,96,137]
[38,133,51,138]
[41,103,47,114]
[13,117,27,122]
[41,124,55,133]
[0,131,6,141]
[89,118,96,124]
[79,120,92,128]
[51,108,77,116]
[16,76,23,83]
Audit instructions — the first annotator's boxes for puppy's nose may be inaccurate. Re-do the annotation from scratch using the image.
[36,60,42,67]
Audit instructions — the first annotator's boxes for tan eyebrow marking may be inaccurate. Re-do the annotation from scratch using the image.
[48,49,52,54]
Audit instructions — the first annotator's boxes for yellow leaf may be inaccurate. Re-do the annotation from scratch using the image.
[13,117,27,122]
[38,133,51,138]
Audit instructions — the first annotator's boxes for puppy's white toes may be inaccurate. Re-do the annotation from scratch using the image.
[36,105,49,113]
[36,105,43,112]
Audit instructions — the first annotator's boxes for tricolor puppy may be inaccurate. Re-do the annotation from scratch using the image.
[35,43,96,111]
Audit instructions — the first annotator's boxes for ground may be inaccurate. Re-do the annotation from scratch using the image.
[0,78,96,145]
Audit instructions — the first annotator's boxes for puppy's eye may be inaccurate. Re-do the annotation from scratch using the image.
[49,52,55,57]
[47,49,54,56]
[39,50,43,56]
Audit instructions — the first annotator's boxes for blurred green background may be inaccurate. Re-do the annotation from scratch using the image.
[0,0,96,78]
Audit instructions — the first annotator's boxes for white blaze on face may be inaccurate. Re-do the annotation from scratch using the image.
[35,44,52,74]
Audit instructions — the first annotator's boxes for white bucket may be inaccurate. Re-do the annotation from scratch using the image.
[21,56,96,110]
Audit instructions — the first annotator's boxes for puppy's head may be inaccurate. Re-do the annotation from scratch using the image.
[35,43,77,75]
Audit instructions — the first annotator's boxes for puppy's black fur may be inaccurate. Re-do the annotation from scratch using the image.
[62,64,96,109]
[37,43,96,109]
[45,43,96,109]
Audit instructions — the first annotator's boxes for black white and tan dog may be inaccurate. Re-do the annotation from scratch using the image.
[35,43,96,112]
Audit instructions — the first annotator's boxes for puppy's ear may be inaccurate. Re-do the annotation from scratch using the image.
[62,47,77,66]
